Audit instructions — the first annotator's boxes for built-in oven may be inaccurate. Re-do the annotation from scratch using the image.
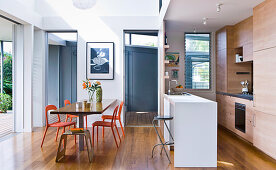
[235,103,246,133]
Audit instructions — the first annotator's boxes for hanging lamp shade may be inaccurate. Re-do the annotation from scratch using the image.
[72,0,97,9]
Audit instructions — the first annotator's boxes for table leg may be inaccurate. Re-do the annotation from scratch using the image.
[79,115,84,151]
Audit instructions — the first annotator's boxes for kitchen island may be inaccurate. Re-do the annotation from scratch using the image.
[164,94,217,167]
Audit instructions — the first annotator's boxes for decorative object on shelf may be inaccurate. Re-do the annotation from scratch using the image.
[241,80,249,94]
[165,71,169,76]
[86,42,114,80]
[82,79,102,102]
[165,52,180,67]
[172,69,179,79]
[236,54,243,62]
[72,0,97,10]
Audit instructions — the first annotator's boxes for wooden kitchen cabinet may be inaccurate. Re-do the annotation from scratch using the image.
[216,26,253,93]
[254,47,276,116]
[216,49,227,92]
[253,0,276,52]
[217,94,254,143]
[234,16,253,48]
[242,43,253,62]
[253,110,276,159]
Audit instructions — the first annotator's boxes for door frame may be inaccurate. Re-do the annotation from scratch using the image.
[45,30,78,122]
[123,30,159,125]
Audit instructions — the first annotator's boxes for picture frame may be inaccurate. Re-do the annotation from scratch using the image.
[86,42,114,80]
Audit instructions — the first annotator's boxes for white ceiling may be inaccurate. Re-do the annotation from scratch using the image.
[35,0,159,17]
[165,0,264,32]
[0,17,13,41]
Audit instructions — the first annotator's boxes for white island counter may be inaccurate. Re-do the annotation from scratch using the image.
[164,94,217,167]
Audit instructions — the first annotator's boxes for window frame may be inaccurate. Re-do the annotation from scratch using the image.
[184,32,212,90]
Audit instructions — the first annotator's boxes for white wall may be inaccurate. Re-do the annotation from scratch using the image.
[33,30,46,127]
[0,0,42,27]
[36,0,159,17]
[166,31,216,101]
[0,17,13,41]
[43,16,159,126]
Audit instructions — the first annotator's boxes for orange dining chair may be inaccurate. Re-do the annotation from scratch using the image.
[64,99,88,130]
[41,105,76,148]
[92,105,121,148]
[102,101,125,138]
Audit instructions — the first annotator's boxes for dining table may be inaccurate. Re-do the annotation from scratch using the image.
[51,99,117,151]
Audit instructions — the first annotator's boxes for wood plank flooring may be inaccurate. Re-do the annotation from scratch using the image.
[0,126,276,170]
[0,113,13,138]
[125,112,157,126]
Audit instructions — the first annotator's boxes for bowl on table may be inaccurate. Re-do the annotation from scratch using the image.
[172,87,184,92]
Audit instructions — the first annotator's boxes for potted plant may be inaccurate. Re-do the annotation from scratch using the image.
[82,80,102,102]
[0,93,12,113]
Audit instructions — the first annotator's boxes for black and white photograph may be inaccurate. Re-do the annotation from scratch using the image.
[86,42,114,80]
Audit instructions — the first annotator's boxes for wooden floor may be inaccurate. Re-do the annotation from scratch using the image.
[125,112,157,126]
[0,113,13,138]
[0,126,276,170]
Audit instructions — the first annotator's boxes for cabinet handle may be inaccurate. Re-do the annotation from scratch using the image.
[253,114,256,127]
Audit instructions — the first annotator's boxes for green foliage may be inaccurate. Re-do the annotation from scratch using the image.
[3,53,12,95]
[0,93,12,113]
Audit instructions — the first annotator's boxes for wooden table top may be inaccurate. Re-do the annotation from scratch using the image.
[51,99,117,115]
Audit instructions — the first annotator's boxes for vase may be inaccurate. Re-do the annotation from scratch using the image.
[96,87,102,102]
[88,91,94,102]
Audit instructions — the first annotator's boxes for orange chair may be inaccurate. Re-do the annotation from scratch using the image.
[102,101,125,138]
[64,100,88,130]
[92,105,121,148]
[41,105,76,148]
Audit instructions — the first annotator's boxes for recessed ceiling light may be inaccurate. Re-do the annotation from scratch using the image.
[203,18,208,25]
[72,0,97,10]
[216,3,223,12]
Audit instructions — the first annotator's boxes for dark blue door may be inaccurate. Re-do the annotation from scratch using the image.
[125,46,158,112]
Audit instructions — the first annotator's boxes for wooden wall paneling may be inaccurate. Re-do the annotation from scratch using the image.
[234,16,253,48]
[253,110,276,160]
[253,47,276,115]
[253,0,276,52]
[243,43,253,62]
[216,49,227,92]
[216,27,227,51]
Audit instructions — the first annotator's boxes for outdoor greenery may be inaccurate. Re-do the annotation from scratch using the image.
[0,93,12,113]
[0,52,13,111]
[3,53,12,96]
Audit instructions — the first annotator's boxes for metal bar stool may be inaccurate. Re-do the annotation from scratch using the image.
[152,115,174,163]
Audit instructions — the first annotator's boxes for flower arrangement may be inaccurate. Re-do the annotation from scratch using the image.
[82,80,101,101]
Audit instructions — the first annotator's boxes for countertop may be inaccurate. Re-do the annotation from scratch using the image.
[164,94,216,104]
[216,92,253,100]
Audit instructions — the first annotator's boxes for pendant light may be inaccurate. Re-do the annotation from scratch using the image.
[72,0,97,10]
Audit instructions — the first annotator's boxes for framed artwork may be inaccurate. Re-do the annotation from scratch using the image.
[165,52,180,67]
[86,42,114,80]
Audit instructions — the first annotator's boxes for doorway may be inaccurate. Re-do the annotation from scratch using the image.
[0,17,14,138]
[124,31,158,126]
[46,32,77,122]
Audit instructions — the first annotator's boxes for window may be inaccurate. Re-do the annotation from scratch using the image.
[124,32,158,47]
[0,41,13,96]
[185,33,211,89]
